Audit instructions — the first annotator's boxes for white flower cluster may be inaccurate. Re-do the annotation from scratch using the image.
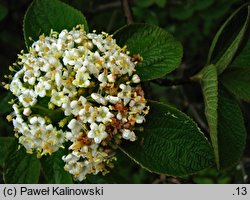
[6,25,149,181]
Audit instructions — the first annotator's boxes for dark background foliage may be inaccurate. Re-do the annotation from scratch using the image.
[0,0,249,183]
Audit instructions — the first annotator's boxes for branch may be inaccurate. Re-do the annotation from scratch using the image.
[180,86,209,133]
[121,0,134,24]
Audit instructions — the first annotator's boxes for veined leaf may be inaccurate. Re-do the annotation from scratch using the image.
[230,37,250,68]
[217,87,247,169]
[24,0,88,47]
[221,68,250,102]
[41,149,73,183]
[207,4,250,74]
[113,24,183,81]
[3,142,41,183]
[200,65,219,167]
[0,92,13,114]
[120,101,214,176]
[0,137,15,167]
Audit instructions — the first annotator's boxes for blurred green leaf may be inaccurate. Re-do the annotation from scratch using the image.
[0,4,8,21]
[40,149,73,183]
[134,0,154,8]
[221,68,250,102]
[194,0,214,11]
[24,0,88,47]
[217,87,247,169]
[169,5,194,20]
[114,24,183,80]
[120,101,214,176]
[230,37,250,68]
[201,2,233,20]
[0,137,15,167]
[0,92,13,114]
[132,7,159,25]
[193,177,214,184]
[4,143,41,183]
[134,0,167,8]
[200,65,218,167]
[207,4,250,74]
[155,0,167,8]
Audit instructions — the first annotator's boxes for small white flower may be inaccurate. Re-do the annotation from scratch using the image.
[12,104,20,116]
[29,116,45,126]
[96,106,114,123]
[98,72,107,87]
[68,119,82,133]
[72,67,90,88]
[117,111,127,122]
[35,79,51,97]
[12,115,26,131]
[121,129,136,141]
[132,74,140,83]
[135,115,145,124]
[91,93,107,105]
[55,71,63,88]
[23,107,32,116]
[63,48,80,66]
[106,95,120,104]
[61,98,71,116]
[50,90,67,107]
[19,89,37,107]
[79,106,97,123]
[88,123,108,144]
[107,74,116,82]
[10,78,24,96]
[118,84,132,105]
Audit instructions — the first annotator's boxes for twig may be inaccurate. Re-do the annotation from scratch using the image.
[107,10,118,32]
[152,175,166,184]
[175,63,209,132]
[88,2,121,14]
[180,86,209,133]
[121,0,134,24]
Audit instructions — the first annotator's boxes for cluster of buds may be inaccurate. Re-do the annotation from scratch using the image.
[5,25,149,181]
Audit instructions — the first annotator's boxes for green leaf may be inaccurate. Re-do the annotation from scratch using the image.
[207,4,250,74]
[120,101,214,176]
[0,4,8,21]
[169,5,194,20]
[134,0,167,8]
[230,38,250,68]
[24,0,88,47]
[221,68,250,102]
[132,7,159,25]
[0,92,13,114]
[194,0,214,11]
[3,142,41,183]
[113,24,183,81]
[0,137,15,167]
[217,87,247,169]
[200,65,219,167]
[40,149,73,183]
[155,0,167,8]
[134,0,154,8]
